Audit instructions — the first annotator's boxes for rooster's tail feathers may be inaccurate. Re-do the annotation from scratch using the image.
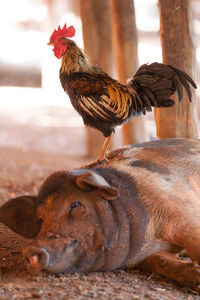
[127,62,197,113]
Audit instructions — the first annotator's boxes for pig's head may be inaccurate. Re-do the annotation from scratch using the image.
[0,170,119,273]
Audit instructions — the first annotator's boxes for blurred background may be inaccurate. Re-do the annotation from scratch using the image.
[0,0,199,157]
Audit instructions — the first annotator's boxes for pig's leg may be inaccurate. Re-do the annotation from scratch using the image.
[163,221,200,265]
[139,251,200,291]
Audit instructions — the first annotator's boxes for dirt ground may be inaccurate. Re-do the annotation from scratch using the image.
[0,105,199,300]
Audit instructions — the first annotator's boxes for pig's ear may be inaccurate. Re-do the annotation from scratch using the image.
[0,196,42,238]
[75,171,118,200]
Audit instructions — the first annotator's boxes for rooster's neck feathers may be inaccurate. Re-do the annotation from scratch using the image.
[60,41,97,75]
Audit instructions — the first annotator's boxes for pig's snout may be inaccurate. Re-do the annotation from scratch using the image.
[24,246,49,271]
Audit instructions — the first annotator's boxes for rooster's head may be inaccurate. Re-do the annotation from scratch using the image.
[48,24,75,59]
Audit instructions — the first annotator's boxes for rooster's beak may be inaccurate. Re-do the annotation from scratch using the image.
[47,42,53,46]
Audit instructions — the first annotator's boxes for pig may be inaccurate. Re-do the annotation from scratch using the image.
[1,138,200,291]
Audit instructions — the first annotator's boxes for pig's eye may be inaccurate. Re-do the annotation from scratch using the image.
[68,201,81,214]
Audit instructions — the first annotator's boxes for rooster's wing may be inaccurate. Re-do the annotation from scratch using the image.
[63,71,133,123]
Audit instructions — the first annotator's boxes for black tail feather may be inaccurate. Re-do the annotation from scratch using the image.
[127,62,197,114]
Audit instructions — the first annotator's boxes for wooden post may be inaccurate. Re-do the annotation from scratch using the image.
[80,0,113,157]
[111,0,147,145]
[155,0,198,138]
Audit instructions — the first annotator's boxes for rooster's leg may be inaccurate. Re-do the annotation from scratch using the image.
[85,133,114,168]
[96,133,113,162]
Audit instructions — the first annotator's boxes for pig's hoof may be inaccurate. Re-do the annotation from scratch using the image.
[178,263,200,292]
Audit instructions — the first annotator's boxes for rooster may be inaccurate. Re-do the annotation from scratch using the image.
[48,24,197,162]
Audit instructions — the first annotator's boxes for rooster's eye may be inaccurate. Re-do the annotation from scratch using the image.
[68,201,81,214]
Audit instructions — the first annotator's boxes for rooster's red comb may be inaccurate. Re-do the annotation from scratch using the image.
[50,24,75,43]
